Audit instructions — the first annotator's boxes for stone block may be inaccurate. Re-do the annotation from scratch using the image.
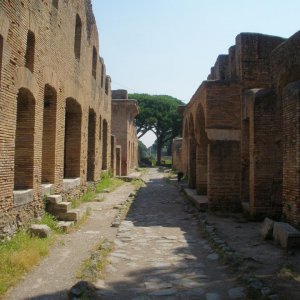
[13,189,33,206]
[57,221,74,233]
[273,222,300,248]
[63,178,80,192]
[47,194,62,205]
[260,217,274,240]
[30,224,51,238]
[57,209,82,222]
[41,184,55,197]
[54,201,72,213]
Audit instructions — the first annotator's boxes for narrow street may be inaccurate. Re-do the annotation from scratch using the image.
[6,168,245,300]
[96,168,244,300]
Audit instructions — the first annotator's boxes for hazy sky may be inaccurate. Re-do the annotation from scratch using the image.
[91,0,300,146]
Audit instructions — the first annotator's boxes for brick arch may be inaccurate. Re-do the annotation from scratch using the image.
[42,84,57,184]
[64,98,82,178]
[0,10,10,39]
[43,67,60,90]
[74,14,82,60]
[25,30,35,72]
[102,118,108,170]
[14,88,36,190]
[15,67,39,101]
[87,108,96,181]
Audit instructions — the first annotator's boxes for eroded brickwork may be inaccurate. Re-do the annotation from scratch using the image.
[0,0,112,236]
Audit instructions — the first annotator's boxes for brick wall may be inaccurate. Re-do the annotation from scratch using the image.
[208,141,241,211]
[242,89,282,218]
[282,81,300,226]
[0,0,112,237]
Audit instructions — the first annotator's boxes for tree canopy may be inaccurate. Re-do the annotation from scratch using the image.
[129,93,184,164]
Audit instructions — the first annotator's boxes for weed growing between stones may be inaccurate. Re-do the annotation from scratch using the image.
[76,239,114,281]
[71,188,96,209]
[33,212,62,234]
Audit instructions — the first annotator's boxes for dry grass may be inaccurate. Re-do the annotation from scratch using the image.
[0,230,53,295]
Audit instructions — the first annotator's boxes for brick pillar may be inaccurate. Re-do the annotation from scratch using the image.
[110,135,116,176]
[248,89,282,217]
[208,140,241,211]
[196,143,207,194]
[282,81,300,225]
[188,137,196,188]
[116,146,121,176]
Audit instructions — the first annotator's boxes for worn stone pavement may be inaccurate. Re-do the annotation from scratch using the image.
[5,168,246,300]
[95,168,245,300]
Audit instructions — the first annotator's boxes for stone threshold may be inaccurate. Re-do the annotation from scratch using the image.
[63,178,80,192]
[13,189,33,206]
[183,187,208,211]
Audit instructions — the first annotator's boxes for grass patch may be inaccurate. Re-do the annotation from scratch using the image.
[76,239,113,281]
[96,173,124,193]
[71,188,95,209]
[0,230,54,296]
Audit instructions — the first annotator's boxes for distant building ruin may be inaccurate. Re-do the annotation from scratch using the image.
[112,90,139,176]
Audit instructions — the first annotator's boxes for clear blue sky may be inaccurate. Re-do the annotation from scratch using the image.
[91,0,299,146]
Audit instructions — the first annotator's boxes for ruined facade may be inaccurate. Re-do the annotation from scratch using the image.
[181,31,300,226]
[0,0,112,236]
[111,90,139,176]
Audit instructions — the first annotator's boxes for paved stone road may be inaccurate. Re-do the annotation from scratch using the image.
[95,169,246,300]
[5,168,246,300]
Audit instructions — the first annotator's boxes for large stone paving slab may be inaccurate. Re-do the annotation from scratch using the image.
[96,169,245,299]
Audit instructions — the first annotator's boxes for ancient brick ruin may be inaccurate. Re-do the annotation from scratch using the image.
[180,31,300,227]
[0,0,139,237]
[112,90,139,176]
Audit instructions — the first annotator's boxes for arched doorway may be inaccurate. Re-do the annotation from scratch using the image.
[87,109,96,181]
[42,84,57,184]
[64,98,82,178]
[14,88,35,190]
[102,119,108,170]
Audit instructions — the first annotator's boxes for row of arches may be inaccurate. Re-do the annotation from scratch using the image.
[14,87,109,191]
[184,104,208,195]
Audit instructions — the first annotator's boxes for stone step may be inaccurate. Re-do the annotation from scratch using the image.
[57,221,75,233]
[52,201,72,213]
[56,208,83,222]
[183,188,208,211]
[46,194,62,205]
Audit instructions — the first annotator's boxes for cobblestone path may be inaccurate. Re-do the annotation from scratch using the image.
[96,168,245,300]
